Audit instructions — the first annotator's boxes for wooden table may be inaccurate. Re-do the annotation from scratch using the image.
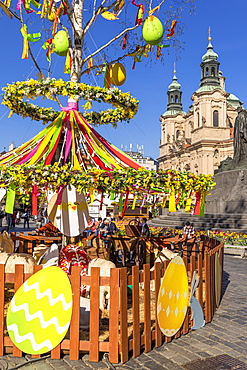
[10,232,62,254]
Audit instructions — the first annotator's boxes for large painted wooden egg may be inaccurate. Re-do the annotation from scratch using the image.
[157,256,188,337]
[53,30,69,56]
[142,16,164,45]
[110,63,126,86]
[7,267,73,355]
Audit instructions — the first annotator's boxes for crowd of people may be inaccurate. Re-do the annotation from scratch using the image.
[83,216,118,238]
[0,205,48,232]
[0,199,155,240]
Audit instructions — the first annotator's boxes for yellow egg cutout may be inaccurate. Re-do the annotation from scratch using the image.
[142,16,164,46]
[7,266,73,355]
[157,256,189,337]
[109,63,126,86]
[215,251,222,307]
[53,30,69,56]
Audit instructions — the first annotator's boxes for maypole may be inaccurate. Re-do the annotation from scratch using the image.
[0,0,215,237]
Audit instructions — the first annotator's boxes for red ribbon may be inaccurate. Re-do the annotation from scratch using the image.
[121,188,129,218]
[32,185,39,216]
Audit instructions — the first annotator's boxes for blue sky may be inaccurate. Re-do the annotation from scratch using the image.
[0,0,246,160]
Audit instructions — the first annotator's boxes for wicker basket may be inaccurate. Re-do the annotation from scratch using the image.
[125,219,142,237]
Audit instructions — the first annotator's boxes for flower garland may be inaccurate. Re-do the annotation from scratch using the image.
[0,163,216,196]
[2,79,139,127]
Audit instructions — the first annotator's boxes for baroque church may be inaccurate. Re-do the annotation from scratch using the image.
[158,32,243,175]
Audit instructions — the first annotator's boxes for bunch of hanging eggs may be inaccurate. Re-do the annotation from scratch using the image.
[142,15,164,45]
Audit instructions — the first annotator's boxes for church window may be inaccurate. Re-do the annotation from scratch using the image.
[197,112,200,127]
[211,67,215,76]
[205,67,209,77]
[170,95,174,102]
[175,95,178,103]
[176,130,180,140]
[213,110,219,127]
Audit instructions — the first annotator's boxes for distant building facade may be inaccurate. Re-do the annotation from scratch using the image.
[158,33,243,175]
[124,146,158,171]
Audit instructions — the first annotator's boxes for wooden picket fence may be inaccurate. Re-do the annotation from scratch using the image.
[0,236,224,363]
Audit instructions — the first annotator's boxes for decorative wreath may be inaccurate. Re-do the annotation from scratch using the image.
[2,79,139,127]
[0,163,216,196]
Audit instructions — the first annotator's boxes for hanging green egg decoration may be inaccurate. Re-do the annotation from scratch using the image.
[53,30,69,56]
[142,16,164,45]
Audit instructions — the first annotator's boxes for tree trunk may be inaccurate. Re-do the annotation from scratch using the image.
[70,0,84,83]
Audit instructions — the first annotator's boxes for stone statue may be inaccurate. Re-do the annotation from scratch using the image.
[233,107,247,165]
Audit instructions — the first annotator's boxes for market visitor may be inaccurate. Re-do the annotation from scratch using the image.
[182,221,195,239]
[141,218,150,237]
[22,208,30,229]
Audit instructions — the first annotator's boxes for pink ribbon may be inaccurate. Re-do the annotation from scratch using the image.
[17,142,41,164]
[16,0,24,10]
[55,186,65,205]
[61,102,79,112]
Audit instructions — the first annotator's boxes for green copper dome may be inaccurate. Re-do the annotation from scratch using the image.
[168,72,181,91]
[202,38,218,62]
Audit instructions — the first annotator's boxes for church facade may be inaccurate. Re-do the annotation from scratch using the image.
[158,34,243,175]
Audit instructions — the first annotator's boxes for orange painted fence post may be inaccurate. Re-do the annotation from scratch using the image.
[70,266,81,361]
[119,267,128,363]
[132,265,140,358]
[109,268,120,364]
[89,267,100,362]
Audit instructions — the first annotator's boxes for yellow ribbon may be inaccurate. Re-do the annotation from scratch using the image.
[20,24,41,59]
[132,194,137,210]
[185,196,192,213]
[148,5,160,16]
[168,187,176,212]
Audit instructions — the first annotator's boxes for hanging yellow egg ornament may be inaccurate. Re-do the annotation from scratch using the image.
[142,16,164,45]
[53,30,69,56]
[109,63,126,86]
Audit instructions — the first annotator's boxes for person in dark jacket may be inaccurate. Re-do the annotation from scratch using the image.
[141,218,150,237]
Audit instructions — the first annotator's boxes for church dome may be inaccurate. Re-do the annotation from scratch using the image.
[202,38,218,62]
[168,74,181,91]
[227,93,243,109]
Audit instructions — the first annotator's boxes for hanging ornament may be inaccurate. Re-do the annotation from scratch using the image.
[113,0,124,16]
[86,57,93,74]
[156,45,162,59]
[135,4,144,25]
[20,24,41,59]
[104,65,111,88]
[167,19,177,38]
[142,16,164,45]
[121,33,127,49]
[64,49,72,74]
[53,30,69,56]
[42,37,53,61]
[110,63,126,86]
[101,11,119,20]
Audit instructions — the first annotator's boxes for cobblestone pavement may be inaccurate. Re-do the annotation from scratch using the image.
[1,248,246,370]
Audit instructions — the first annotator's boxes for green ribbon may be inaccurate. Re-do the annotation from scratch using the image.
[5,184,16,214]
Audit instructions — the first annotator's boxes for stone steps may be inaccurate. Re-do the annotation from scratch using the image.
[150,212,247,233]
